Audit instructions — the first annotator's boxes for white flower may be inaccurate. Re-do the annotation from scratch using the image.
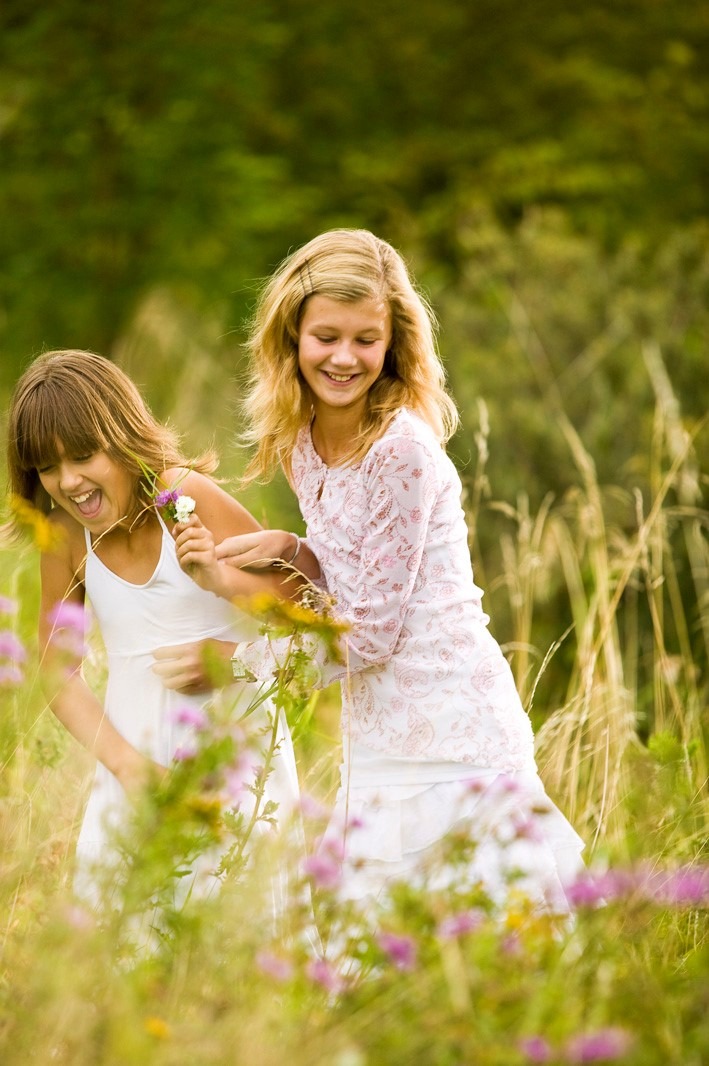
[173,495,197,522]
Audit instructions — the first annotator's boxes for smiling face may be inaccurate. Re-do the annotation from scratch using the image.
[37,443,138,535]
[297,295,392,421]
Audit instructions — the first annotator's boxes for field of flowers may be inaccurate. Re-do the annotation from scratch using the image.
[1,392,707,1066]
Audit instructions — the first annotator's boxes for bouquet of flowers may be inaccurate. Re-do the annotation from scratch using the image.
[154,488,197,523]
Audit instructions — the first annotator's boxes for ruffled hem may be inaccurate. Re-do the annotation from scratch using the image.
[324,770,585,915]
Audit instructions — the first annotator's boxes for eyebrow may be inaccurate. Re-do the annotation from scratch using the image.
[307,320,386,334]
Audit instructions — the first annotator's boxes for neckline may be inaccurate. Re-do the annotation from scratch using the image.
[305,407,409,470]
[84,514,168,589]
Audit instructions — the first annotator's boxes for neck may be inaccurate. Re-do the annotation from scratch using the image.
[311,406,363,467]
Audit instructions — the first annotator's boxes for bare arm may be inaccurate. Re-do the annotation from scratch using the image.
[214,528,322,584]
[39,520,164,792]
[152,469,309,693]
[163,469,315,597]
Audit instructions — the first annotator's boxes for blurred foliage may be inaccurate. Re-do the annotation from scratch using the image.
[0,0,707,372]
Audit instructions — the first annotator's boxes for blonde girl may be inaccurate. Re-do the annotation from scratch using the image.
[159,230,585,913]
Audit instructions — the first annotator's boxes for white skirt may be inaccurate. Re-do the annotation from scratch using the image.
[324,742,585,915]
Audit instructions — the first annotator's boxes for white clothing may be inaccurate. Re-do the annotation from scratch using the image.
[76,516,300,908]
[234,409,584,911]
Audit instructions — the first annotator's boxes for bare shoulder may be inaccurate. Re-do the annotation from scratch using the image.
[159,467,263,539]
[46,508,87,572]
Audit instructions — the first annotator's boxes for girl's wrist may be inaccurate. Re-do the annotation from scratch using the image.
[280,533,302,566]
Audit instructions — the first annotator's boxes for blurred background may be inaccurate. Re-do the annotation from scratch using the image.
[1,0,707,748]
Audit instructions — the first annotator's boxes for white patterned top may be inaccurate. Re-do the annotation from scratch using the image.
[237,408,537,772]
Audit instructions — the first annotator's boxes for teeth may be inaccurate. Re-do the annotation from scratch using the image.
[71,490,95,504]
[327,373,354,382]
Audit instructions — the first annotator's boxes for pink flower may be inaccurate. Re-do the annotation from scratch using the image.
[377,931,417,972]
[305,958,343,994]
[47,601,88,657]
[0,596,18,615]
[437,909,485,940]
[223,752,259,804]
[47,601,87,632]
[518,1036,552,1063]
[0,630,26,662]
[256,950,294,982]
[168,705,208,731]
[173,742,198,762]
[299,792,330,821]
[302,851,342,891]
[564,1027,633,1062]
[0,664,24,686]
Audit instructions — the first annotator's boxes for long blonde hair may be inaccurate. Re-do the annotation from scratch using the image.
[241,229,459,482]
[6,349,216,519]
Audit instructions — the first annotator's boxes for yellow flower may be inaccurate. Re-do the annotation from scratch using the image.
[144,1016,171,1040]
[8,495,66,553]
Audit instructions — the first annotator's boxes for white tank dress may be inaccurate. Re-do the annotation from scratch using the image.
[75,516,301,908]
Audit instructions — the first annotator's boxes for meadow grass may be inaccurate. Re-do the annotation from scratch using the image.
[0,378,707,1064]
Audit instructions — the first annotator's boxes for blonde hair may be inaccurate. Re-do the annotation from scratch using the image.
[6,349,216,520]
[241,228,459,482]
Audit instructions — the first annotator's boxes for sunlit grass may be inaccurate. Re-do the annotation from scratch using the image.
[1,345,707,1064]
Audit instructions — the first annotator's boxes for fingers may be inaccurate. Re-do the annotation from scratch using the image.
[151,642,211,693]
[174,522,217,569]
[151,640,236,692]
[215,531,288,570]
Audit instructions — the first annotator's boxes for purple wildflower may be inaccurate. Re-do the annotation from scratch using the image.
[302,851,342,891]
[173,742,198,762]
[223,751,259,805]
[518,1036,552,1063]
[299,791,330,821]
[437,909,485,940]
[305,958,343,994]
[168,705,208,731]
[377,931,418,972]
[256,950,294,982]
[511,813,544,843]
[47,601,87,632]
[154,489,180,509]
[565,1027,633,1062]
[0,630,27,662]
[0,664,24,686]
[0,596,18,616]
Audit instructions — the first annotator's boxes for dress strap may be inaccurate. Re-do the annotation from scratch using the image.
[83,526,92,552]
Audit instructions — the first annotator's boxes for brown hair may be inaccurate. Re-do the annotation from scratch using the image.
[6,349,216,519]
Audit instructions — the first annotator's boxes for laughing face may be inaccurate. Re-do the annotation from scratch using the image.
[297,295,392,421]
[37,443,138,535]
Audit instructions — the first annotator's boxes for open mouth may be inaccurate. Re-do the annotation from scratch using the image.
[70,488,102,519]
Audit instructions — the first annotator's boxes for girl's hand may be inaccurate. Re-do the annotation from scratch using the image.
[152,639,236,693]
[173,513,226,593]
[113,749,167,795]
[215,529,301,571]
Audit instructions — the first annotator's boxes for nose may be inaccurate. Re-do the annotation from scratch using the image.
[329,339,357,367]
[58,461,84,493]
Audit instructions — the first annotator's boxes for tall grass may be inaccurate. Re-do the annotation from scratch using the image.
[1,339,707,1064]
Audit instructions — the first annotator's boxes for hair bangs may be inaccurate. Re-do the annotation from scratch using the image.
[14,376,110,473]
